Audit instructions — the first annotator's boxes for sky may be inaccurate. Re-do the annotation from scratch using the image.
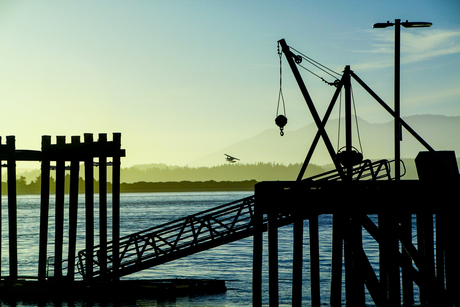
[0,0,459,167]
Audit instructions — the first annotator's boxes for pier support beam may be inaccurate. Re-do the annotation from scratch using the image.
[330,215,343,306]
[6,136,18,280]
[292,216,303,306]
[309,215,320,307]
[268,210,279,307]
[54,136,66,280]
[38,136,51,281]
[111,132,122,281]
[401,214,414,305]
[98,133,108,279]
[67,136,80,280]
[84,133,94,280]
[252,189,263,307]
[417,212,435,305]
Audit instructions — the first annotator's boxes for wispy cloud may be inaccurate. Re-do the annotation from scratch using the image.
[354,28,460,70]
[402,29,460,62]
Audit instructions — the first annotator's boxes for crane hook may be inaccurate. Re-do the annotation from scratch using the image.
[275,114,288,136]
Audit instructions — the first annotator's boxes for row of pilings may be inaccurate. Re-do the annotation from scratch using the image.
[253,179,458,307]
[0,133,124,281]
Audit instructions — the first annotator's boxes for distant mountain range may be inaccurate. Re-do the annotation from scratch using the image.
[10,114,460,184]
[188,115,460,167]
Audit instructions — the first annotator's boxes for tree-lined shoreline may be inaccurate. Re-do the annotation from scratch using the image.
[3,158,453,195]
[2,177,258,195]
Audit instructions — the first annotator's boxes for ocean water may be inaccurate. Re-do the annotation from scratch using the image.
[0,192,424,306]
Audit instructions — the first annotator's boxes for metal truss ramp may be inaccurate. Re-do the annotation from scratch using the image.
[76,158,394,280]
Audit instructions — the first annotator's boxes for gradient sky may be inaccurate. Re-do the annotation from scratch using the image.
[1,0,459,167]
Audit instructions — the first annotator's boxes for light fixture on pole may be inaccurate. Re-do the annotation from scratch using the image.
[373,19,432,181]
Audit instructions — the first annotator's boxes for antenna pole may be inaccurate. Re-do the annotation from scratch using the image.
[395,19,401,181]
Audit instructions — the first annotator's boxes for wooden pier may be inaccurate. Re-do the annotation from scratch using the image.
[0,133,229,303]
[254,178,458,306]
[0,38,458,306]
[249,39,459,306]
[0,133,124,282]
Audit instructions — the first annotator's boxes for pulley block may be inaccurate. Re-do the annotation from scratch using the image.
[294,55,302,64]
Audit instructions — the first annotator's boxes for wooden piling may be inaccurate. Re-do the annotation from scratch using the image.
[292,216,303,307]
[443,212,458,306]
[84,133,94,280]
[417,213,435,304]
[252,188,263,307]
[386,217,401,306]
[38,135,51,281]
[401,214,414,305]
[67,135,80,280]
[54,136,66,279]
[111,132,121,280]
[309,215,320,307]
[344,215,365,306]
[435,214,445,290]
[98,133,108,279]
[378,214,388,301]
[268,210,279,307]
[330,215,343,306]
[379,213,401,306]
[6,136,18,279]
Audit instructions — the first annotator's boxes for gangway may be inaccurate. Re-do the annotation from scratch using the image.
[76,158,395,280]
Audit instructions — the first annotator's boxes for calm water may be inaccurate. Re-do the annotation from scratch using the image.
[0,192,424,306]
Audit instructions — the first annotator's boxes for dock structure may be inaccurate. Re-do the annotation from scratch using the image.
[0,133,124,282]
[0,39,458,306]
[254,174,458,307]
[0,133,228,302]
[250,39,459,306]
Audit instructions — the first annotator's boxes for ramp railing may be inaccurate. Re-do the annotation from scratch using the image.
[77,195,257,279]
[77,159,396,280]
[303,159,399,182]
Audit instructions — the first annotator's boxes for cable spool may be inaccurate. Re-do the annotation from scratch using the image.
[275,115,288,136]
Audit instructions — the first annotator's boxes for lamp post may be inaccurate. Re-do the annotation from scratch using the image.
[373,19,432,181]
